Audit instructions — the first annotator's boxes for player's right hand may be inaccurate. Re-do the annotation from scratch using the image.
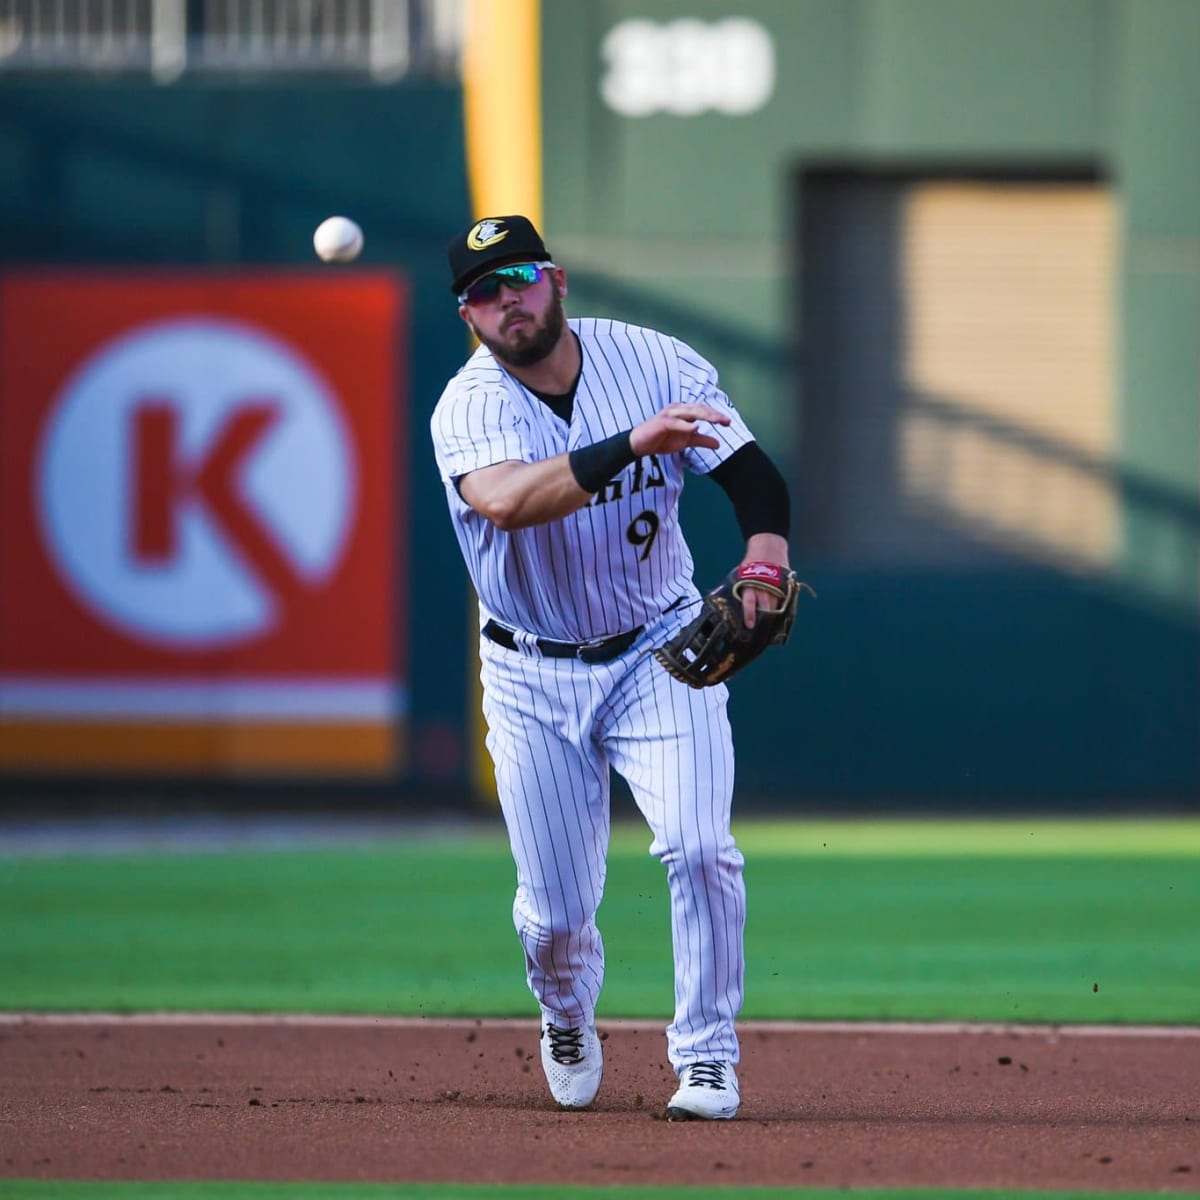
[630,404,731,456]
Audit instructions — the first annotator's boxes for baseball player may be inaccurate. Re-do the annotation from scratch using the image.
[430,215,793,1121]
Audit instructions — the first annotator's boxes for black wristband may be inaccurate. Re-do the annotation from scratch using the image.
[568,430,637,493]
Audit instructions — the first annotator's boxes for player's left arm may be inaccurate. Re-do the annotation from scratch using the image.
[707,442,792,630]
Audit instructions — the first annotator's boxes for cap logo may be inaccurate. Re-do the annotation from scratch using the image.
[466,220,509,252]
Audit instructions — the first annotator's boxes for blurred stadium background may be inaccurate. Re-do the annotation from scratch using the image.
[0,0,1196,818]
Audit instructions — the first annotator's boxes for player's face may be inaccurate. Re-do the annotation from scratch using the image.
[459,264,567,368]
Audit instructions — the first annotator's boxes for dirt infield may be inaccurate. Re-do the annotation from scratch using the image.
[1,1016,1197,1192]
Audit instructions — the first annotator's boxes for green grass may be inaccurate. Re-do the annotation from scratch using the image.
[0,1185,1190,1200]
[0,818,1197,1023]
[728,817,1200,857]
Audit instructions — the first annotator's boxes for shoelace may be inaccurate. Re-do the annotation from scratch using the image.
[545,1025,585,1065]
[683,1061,728,1090]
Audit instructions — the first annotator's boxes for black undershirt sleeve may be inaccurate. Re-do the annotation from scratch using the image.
[707,441,791,540]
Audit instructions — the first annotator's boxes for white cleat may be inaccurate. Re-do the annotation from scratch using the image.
[666,1060,740,1121]
[540,1023,603,1109]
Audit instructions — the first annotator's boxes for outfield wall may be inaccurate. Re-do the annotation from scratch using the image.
[540,0,1199,804]
[0,1,1196,807]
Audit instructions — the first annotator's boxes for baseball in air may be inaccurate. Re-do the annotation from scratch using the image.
[313,216,364,263]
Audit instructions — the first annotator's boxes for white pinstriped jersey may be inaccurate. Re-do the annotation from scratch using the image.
[431,317,754,642]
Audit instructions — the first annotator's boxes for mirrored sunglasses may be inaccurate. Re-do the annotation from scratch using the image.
[459,261,557,306]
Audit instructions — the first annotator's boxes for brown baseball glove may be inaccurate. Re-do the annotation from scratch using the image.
[653,562,813,688]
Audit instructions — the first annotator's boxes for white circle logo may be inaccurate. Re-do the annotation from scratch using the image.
[38,317,357,649]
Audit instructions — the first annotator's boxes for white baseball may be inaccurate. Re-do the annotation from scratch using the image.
[313,216,364,263]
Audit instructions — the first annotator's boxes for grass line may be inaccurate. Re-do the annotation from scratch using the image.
[721,817,1200,857]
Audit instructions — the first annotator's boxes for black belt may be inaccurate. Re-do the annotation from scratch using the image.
[483,620,642,664]
[483,598,684,665]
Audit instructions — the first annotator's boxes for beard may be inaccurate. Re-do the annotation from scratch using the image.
[474,285,567,368]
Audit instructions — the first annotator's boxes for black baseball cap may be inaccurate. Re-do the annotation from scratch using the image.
[448,215,553,296]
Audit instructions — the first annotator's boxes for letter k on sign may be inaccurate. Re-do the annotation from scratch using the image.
[132,399,302,602]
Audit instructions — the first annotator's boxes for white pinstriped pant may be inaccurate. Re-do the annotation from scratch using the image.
[478,607,745,1070]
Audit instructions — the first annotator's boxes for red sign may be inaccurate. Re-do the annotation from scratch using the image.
[0,271,406,774]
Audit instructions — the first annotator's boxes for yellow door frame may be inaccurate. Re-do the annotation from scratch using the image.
[461,0,543,800]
